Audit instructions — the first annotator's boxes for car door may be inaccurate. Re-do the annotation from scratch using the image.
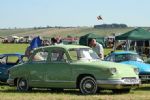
[45,48,73,88]
[27,50,49,87]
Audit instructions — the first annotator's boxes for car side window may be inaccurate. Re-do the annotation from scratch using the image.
[115,55,124,62]
[50,49,67,62]
[105,56,111,61]
[7,56,19,64]
[69,50,78,60]
[105,55,114,62]
[32,51,48,62]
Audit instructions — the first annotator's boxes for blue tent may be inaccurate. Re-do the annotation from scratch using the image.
[30,36,42,50]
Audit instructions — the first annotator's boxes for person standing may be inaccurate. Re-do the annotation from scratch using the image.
[51,37,57,45]
[88,38,104,59]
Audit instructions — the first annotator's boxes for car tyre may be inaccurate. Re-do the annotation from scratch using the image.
[79,76,97,95]
[17,78,31,92]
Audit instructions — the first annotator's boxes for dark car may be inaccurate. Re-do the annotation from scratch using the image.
[0,53,24,83]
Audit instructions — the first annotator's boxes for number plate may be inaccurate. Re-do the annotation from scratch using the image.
[123,79,139,84]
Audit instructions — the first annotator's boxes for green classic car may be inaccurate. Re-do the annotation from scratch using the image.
[7,45,140,94]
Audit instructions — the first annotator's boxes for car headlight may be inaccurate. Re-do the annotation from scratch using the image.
[109,68,117,75]
[134,68,139,75]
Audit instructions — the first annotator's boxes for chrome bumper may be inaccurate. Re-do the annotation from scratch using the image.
[7,78,15,86]
[97,78,140,85]
[96,79,140,89]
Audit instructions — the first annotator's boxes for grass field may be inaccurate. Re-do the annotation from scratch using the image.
[0,44,150,100]
[0,84,150,100]
[0,43,112,55]
[0,43,28,54]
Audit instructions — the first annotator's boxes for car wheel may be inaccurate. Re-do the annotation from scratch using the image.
[79,76,97,95]
[112,89,130,94]
[17,78,30,91]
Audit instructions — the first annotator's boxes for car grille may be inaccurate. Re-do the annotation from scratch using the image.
[139,75,150,80]
[140,73,150,75]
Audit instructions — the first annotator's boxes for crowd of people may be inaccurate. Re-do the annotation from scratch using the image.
[25,36,104,60]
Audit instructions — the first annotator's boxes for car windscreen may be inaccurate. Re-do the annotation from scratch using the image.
[115,54,143,62]
[7,56,20,64]
[69,48,100,61]
[0,56,6,65]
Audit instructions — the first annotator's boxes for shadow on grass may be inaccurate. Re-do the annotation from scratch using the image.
[135,87,150,91]
[133,84,150,91]
[0,86,117,95]
[1,89,80,95]
[0,86,141,95]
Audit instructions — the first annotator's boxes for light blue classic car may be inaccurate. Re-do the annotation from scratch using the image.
[105,51,150,83]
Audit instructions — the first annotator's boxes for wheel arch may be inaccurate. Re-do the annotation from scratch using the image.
[14,77,19,86]
[14,77,29,86]
[76,74,96,88]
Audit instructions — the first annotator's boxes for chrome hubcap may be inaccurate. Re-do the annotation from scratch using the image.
[19,81,25,87]
[85,83,92,89]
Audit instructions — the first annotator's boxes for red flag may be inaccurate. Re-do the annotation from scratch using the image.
[97,15,102,20]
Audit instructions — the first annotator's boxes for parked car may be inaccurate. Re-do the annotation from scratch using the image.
[145,58,150,64]
[0,54,24,83]
[105,51,150,83]
[7,45,140,94]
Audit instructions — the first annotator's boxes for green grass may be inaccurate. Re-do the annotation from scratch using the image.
[0,43,28,54]
[0,84,150,100]
[0,43,112,55]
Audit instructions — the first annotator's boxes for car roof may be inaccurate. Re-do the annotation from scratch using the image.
[0,53,24,57]
[36,45,90,51]
[112,51,138,55]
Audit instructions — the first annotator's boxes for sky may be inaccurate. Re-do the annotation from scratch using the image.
[0,0,149,28]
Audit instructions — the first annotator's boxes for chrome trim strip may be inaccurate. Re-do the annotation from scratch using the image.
[45,80,75,83]
[31,80,41,82]
[31,80,75,83]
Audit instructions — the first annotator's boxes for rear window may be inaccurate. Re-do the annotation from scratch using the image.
[32,52,48,62]
[50,50,67,62]
[69,50,78,60]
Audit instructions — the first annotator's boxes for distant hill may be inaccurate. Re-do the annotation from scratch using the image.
[0,27,138,38]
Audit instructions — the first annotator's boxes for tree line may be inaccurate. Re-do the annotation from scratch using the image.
[94,24,128,28]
